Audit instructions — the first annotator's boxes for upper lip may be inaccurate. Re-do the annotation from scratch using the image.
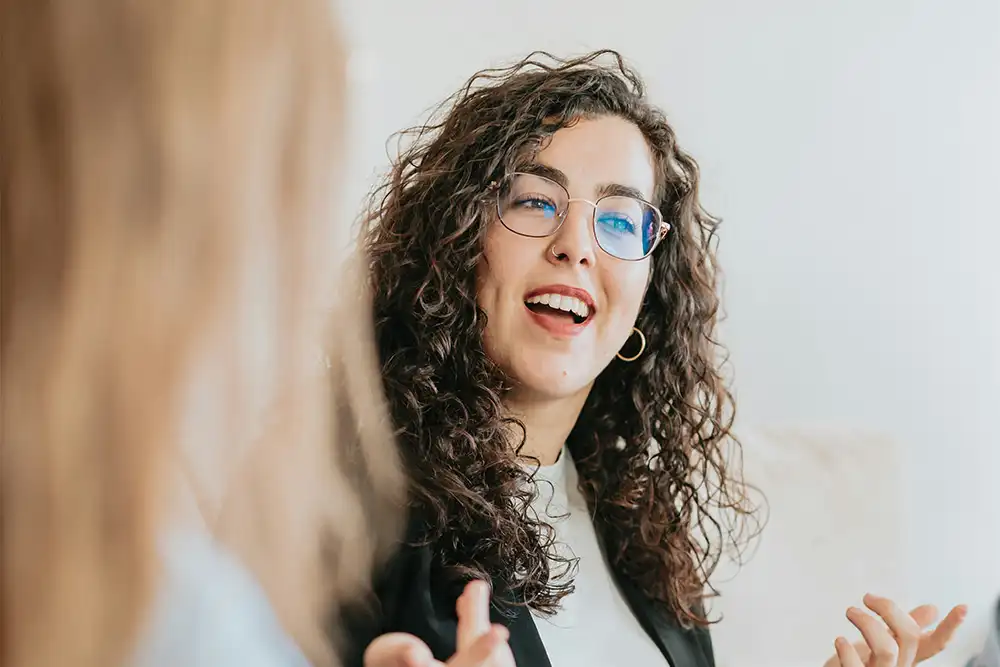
[523,284,597,313]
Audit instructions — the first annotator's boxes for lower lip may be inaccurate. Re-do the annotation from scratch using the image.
[524,304,591,338]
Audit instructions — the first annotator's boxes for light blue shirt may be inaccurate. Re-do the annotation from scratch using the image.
[130,526,311,667]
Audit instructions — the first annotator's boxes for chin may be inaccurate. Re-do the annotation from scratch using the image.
[508,358,595,401]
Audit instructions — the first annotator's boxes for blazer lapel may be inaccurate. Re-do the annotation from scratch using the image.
[492,602,551,667]
[611,571,713,667]
[488,573,711,667]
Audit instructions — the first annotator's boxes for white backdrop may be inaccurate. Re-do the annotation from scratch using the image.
[336,0,1000,662]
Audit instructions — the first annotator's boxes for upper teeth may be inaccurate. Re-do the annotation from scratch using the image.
[525,293,591,319]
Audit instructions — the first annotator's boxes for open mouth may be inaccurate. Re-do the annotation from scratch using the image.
[524,293,592,325]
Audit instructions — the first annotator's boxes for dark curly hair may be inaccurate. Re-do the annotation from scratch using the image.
[363,50,761,628]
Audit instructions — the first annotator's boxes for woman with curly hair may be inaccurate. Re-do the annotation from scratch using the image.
[350,51,966,667]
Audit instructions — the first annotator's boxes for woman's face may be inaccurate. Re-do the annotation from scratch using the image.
[478,115,656,402]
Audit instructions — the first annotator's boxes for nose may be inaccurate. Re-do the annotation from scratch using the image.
[547,200,597,267]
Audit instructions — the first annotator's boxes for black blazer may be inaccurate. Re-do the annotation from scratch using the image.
[340,522,715,667]
[966,596,999,667]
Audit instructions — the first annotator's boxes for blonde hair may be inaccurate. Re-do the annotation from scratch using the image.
[0,2,402,667]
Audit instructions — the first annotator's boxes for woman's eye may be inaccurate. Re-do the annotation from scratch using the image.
[598,214,635,234]
[517,197,558,216]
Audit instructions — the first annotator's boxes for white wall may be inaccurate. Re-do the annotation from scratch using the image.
[339,0,1000,660]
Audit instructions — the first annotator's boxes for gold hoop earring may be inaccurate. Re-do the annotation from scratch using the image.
[616,327,646,362]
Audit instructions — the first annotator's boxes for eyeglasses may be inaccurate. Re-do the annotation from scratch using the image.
[491,172,669,261]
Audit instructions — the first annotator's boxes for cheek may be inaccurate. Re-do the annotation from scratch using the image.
[477,232,504,314]
[478,226,531,312]
[476,241,512,367]
[604,264,651,341]
[613,263,651,317]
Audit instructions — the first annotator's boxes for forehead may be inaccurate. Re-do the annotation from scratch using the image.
[532,115,656,202]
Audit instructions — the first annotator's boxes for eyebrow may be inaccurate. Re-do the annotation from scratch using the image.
[518,162,652,203]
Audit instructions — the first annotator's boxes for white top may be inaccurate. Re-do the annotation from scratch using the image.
[527,448,669,667]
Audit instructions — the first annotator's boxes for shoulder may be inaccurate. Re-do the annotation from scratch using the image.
[132,526,309,667]
[339,519,462,666]
[694,622,716,667]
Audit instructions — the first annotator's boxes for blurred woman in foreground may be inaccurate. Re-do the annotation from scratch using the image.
[1,1,404,666]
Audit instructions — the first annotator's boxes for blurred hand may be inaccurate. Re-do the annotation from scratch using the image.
[825,594,967,667]
[363,580,515,667]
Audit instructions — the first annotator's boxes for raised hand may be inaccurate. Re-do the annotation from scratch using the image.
[826,594,967,667]
[363,580,513,667]
[452,581,516,667]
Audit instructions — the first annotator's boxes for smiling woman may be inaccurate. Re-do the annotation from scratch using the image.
[344,50,965,667]
[343,51,751,667]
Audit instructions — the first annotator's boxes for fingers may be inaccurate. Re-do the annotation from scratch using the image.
[846,606,899,667]
[908,605,938,630]
[456,580,492,653]
[364,632,435,667]
[835,597,968,667]
[447,625,510,667]
[863,594,922,665]
[834,637,866,667]
[915,604,968,662]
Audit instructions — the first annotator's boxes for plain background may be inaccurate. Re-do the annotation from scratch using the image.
[335,0,1000,663]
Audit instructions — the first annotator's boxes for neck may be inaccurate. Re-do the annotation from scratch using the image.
[505,387,591,466]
